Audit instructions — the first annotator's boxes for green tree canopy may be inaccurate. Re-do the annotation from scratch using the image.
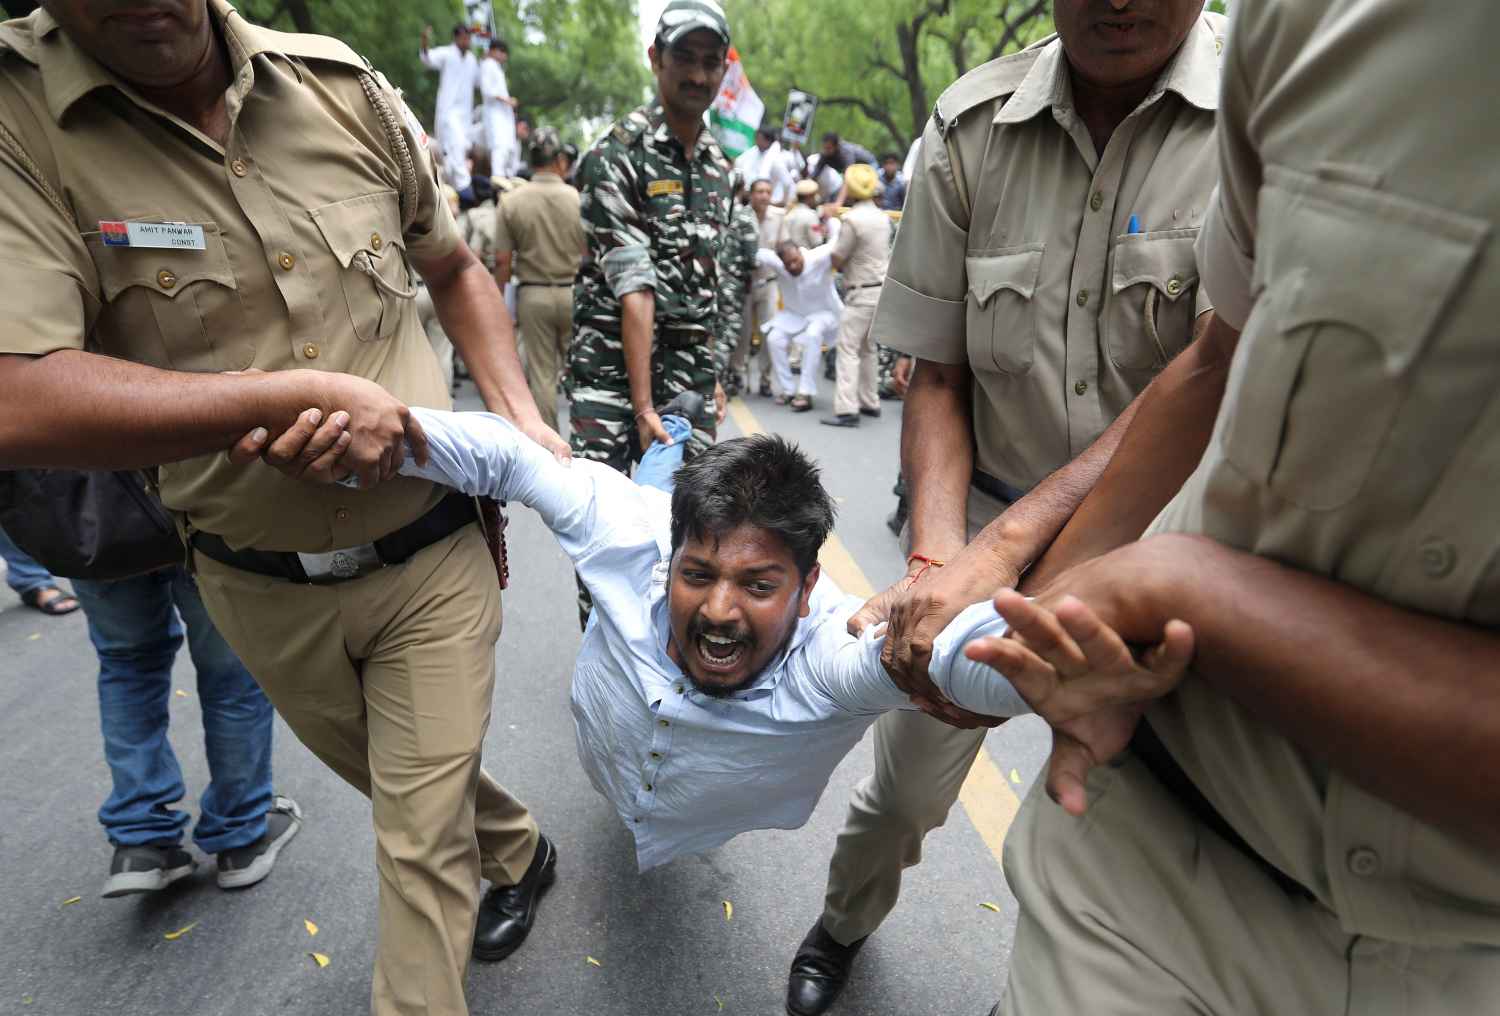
[726,0,1053,156]
[238,0,649,141]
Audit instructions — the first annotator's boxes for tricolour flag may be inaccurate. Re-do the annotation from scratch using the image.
[709,47,764,159]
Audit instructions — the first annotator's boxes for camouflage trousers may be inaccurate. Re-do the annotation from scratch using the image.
[567,324,719,472]
[567,323,719,626]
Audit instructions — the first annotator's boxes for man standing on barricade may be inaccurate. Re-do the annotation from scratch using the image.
[0,2,567,1013]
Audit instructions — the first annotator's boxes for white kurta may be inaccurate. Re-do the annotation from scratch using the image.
[478,58,516,180]
[420,43,478,191]
[755,244,843,397]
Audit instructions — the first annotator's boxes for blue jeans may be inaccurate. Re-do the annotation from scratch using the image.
[633,414,693,493]
[0,524,58,599]
[70,567,274,853]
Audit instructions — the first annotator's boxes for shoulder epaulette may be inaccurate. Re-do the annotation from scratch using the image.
[932,42,1047,137]
[227,12,370,72]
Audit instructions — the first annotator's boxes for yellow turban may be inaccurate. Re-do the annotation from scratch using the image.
[844,163,879,202]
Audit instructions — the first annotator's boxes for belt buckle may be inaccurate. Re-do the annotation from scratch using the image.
[297,543,383,584]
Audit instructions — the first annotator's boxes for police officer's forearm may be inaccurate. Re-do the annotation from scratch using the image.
[420,244,544,425]
[1021,312,1238,593]
[620,290,656,414]
[901,358,974,566]
[0,350,324,469]
[1120,532,1500,852]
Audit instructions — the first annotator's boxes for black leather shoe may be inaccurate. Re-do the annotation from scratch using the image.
[858,407,881,418]
[473,835,557,962]
[657,389,706,425]
[785,921,867,1016]
[819,414,859,428]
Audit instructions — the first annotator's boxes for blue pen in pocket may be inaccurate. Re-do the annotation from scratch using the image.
[1127,214,1142,235]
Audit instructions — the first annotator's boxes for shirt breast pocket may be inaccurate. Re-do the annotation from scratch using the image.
[1219,168,1487,511]
[1105,229,1200,371]
[309,191,415,343]
[965,245,1043,375]
[85,223,250,372]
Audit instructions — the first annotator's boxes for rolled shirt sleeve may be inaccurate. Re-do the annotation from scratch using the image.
[578,148,655,299]
[0,145,97,357]
[376,73,462,264]
[869,117,970,363]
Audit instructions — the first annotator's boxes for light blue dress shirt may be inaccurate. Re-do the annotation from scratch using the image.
[400,410,1026,870]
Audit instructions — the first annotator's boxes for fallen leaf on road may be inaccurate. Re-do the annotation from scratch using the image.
[721,900,733,921]
[61,897,81,907]
[586,956,602,967]
[309,952,330,968]
[1009,768,1022,785]
[175,689,189,698]
[27,633,40,641]
[21,993,33,1005]
[164,921,199,940]
[714,995,725,1010]
[978,902,1002,914]
[304,919,319,937]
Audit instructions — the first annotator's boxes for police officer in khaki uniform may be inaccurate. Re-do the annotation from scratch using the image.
[820,163,890,428]
[495,127,584,434]
[963,2,1500,1012]
[783,178,822,250]
[0,4,567,1015]
[743,177,785,397]
[786,5,1225,1013]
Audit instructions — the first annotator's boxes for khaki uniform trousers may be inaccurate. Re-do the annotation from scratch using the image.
[822,482,1009,945]
[518,284,573,435]
[833,288,881,417]
[194,524,539,1016]
[996,755,1500,1015]
[734,281,777,385]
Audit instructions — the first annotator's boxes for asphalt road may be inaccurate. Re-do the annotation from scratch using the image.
[0,377,1052,1016]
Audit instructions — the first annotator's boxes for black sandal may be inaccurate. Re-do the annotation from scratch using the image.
[21,586,80,617]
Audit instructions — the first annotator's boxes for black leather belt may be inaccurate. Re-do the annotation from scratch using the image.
[517,280,573,287]
[848,282,883,290]
[971,469,1028,506]
[658,326,708,349]
[191,492,476,585]
[1130,719,1315,902]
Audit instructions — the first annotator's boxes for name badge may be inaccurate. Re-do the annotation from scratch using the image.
[100,220,207,251]
[646,179,683,198]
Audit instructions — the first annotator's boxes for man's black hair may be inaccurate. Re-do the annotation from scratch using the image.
[669,435,836,577]
[490,38,509,53]
[452,23,468,37]
[881,152,900,164]
[821,131,840,145]
[756,126,778,141]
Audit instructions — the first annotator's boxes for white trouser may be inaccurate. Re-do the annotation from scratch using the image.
[485,108,516,182]
[767,312,836,398]
[436,107,472,192]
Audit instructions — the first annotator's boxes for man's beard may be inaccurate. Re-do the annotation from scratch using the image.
[682,616,795,699]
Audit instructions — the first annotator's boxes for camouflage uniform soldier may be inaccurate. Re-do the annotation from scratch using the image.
[716,185,760,394]
[569,0,733,473]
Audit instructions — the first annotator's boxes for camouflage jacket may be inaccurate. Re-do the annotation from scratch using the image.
[574,101,733,342]
[717,202,759,325]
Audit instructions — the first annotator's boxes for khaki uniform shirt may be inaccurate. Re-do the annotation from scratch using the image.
[872,15,1223,490]
[1148,0,1500,947]
[0,2,459,553]
[494,172,583,284]
[462,199,498,272]
[783,203,821,250]
[832,200,890,288]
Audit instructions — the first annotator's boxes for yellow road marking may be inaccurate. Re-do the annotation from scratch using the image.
[725,397,1021,866]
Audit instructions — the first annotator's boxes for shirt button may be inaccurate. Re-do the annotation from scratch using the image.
[156,269,177,290]
[1166,275,1184,297]
[302,342,320,360]
[370,232,383,251]
[675,685,685,694]
[278,251,296,271]
[1347,847,1381,878]
[1420,539,1456,578]
[649,751,662,760]
[230,158,248,177]
[644,783,653,792]
[1089,190,1104,212]
[1074,380,1089,396]
[1076,289,1089,307]
[335,507,351,522]
[658,719,669,728]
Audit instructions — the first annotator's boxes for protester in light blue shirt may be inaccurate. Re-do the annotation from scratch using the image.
[399,407,1028,870]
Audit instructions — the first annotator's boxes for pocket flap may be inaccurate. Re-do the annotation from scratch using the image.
[1259,167,1489,374]
[965,245,1044,305]
[1111,229,1199,301]
[85,223,236,302]
[309,191,405,270]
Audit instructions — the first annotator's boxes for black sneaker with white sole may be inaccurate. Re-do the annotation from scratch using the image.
[101,843,197,899]
[216,795,303,890]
